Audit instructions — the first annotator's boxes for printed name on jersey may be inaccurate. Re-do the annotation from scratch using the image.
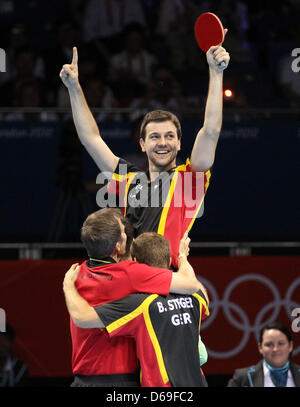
[156,297,194,326]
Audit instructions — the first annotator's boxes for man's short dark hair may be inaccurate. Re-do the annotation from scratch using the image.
[131,232,170,268]
[259,322,293,343]
[81,208,126,259]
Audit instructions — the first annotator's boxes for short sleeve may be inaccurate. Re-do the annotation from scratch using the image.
[94,293,148,336]
[124,261,172,296]
[192,289,210,322]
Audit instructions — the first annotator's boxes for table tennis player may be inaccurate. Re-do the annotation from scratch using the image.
[59,26,230,268]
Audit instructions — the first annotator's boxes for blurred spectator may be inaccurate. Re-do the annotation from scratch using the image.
[221,24,258,72]
[0,23,45,86]
[216,0,249,40]
[123,116,148,170]
[0,1,67,50]
[3,81,58,121]
[84,77,120,119]
[109,23,157,106]
[129,64,188,121]
[57,44,108,109]
[0,47,51,107]
[48,20,108,108]
[82,0,146,54]
[44,20,81,89]
[215,1,257,72]
[66,0,86,28]
[155,0,202,71]
[140,0,164,36]
[227,322,300,387]
[0,324,28,387]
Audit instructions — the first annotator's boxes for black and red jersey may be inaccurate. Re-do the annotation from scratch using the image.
[107,158,211,267]
[94,289,209,387]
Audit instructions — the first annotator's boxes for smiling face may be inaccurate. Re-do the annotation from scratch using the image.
[258,329,293,368]
[139,121,181,173]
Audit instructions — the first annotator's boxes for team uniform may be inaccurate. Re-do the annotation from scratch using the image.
[94,289,209,387]
[106,158,211,267]
[71,258,172,386]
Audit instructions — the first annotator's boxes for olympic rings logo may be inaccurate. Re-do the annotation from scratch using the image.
[197,274,300,359]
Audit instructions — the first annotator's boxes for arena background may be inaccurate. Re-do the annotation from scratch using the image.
[0,0,299,387]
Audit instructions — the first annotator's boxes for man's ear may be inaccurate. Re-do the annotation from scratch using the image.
[169,257,172,267]
[139,137,146,152]
[114,241,121,255]
[177,138,181,152]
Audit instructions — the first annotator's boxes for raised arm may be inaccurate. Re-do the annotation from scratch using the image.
[63,263,103,328]
[190,39,230,172]
[60,47,119,173]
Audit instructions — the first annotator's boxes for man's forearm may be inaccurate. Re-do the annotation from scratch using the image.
[63,284,102,328]
[69,85,101,147]
[68,85,119,172]
[177,255,197,280]
[191,70,223,171]
[203,69,223,135]
[177,256,209,304]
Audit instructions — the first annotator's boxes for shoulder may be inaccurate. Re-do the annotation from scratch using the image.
[227,362,262,387]
[114,158,142,175]
[290,361,300,374]
[175,158,211,176]
[123,260,170,274]
[236,361,263,375]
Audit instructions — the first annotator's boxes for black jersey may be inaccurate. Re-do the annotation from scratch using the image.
[106,158,211,267]
[94,290,209,387]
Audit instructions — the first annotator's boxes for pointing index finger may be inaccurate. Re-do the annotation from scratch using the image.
[71,46,78,66]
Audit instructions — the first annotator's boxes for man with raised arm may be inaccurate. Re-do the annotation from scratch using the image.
[60,43,230,267]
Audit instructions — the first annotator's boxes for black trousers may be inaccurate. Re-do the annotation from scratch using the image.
[71,373,140,387]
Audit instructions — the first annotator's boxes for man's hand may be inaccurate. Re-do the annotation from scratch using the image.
[178,231,191,258]
[59,46,79,90]
[206,30,230,73]
[63,263,80,291]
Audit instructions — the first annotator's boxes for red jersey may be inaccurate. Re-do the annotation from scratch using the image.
[71,258,172,375]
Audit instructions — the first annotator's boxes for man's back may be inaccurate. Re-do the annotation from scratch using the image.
[94,290,209,386]
[71,258,172,376]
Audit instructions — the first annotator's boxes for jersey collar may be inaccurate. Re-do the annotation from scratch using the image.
[87,257,116,268]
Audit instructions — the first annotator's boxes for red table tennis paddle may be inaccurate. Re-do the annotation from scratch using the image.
[194,12,226,68]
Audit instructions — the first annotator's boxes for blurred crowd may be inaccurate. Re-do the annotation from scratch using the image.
[0,0,299,122]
